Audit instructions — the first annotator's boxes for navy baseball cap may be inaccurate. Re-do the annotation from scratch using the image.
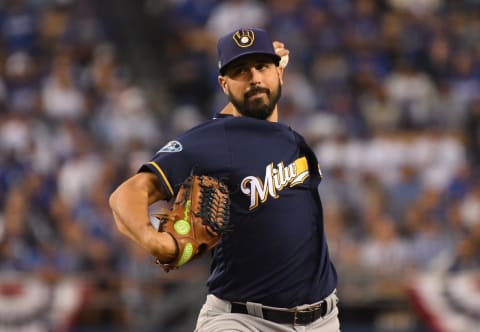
[217,28,281,75]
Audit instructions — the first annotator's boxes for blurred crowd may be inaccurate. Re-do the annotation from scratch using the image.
[1,0,480,331]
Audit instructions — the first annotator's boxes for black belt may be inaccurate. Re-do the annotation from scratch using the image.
[230,300,328,325]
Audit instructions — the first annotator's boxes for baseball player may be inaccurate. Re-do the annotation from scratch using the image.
[109,28,340,331]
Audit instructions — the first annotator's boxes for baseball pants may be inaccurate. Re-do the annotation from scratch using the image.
[194,291,340,332]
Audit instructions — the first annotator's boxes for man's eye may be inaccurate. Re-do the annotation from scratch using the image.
[256,63,269,70]
[232,67,248,76]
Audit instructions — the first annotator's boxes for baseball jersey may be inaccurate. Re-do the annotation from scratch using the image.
[139,114,337,308]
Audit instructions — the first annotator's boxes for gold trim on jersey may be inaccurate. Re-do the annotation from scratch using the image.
[148,161,174,197]
[291,156,309,185]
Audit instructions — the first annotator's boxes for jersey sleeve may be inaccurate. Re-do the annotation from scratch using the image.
[138,120,230,200]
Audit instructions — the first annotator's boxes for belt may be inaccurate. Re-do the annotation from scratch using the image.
[230,300,328,325]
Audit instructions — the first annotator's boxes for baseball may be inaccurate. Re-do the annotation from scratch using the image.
[279,54,289,68]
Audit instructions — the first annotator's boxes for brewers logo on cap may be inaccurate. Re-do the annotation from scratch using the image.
[217,28,280,74]
[233,30,255,48]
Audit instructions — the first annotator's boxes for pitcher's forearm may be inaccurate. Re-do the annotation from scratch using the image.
[109,172,178,263]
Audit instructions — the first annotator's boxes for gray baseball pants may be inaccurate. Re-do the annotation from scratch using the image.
[194,291,340,332]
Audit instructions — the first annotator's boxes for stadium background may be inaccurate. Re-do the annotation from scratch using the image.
[1,0,480,331]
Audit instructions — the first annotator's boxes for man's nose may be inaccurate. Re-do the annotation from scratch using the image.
[247,67,262,82]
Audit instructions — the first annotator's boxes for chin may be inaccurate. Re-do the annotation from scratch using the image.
[244,107,273,120]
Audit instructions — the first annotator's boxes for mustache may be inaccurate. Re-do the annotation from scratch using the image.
[245,87,270,98]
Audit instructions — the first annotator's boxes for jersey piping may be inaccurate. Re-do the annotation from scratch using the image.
[147,161,175,198]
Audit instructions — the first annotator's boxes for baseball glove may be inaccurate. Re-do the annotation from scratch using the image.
[151,175,231,272]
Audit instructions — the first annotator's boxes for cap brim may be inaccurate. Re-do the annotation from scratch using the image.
[219,52,281,75]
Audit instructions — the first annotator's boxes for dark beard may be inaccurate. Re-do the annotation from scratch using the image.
[229,84,282,120]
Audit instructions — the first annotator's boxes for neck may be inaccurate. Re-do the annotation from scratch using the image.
[220,102,278,122]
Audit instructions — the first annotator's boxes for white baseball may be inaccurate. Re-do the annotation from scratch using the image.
[279,54,289,68]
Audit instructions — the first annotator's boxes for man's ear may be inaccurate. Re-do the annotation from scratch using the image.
[277,66,284,85]
[218,76,228,94]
